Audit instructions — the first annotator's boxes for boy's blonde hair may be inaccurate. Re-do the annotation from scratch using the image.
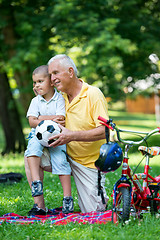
[32,65,49,77]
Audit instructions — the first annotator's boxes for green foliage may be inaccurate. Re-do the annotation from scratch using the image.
[0,0,160,104]
[0,0,160,155]
[48,0,160,99]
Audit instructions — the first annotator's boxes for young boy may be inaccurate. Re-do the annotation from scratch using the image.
[24,65,73,215]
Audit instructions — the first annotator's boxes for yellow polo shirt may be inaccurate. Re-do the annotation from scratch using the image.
[63,80,109,169]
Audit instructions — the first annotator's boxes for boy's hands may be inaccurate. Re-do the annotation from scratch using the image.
[33,86,38,96]
[53,116,65,126]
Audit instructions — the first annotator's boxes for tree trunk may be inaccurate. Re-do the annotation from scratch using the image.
[0,72,26,155]
[2,5,32,113]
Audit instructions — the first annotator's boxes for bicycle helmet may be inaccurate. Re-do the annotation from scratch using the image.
[95,142,123,173]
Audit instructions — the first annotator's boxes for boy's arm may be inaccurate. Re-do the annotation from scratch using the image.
[28,115,65,128]
[28,116,42,128]
[38,115,65,126]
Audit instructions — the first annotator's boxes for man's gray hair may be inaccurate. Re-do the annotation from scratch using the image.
[48,54,78,76]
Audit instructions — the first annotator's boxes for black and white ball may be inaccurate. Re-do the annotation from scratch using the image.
[35,120,60,147]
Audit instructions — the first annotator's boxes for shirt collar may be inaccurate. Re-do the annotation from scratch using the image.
[38,89,58,102]
[63,79,88,102]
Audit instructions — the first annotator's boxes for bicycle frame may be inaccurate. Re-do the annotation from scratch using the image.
[113,143,160,213]
[130,151,160,211]
[113,145,132,211]
[98,116,160,222]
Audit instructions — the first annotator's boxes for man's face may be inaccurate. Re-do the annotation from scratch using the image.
[48,59,71,92]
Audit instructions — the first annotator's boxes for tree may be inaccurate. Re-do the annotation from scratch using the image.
[48,0,160,100]
[0,0,54,153]
[0,72,26,154]
[0,0,160,153]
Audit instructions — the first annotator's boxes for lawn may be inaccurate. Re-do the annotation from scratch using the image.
[0,109,160,240]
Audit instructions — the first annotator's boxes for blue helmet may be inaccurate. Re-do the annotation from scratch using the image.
[95,142,123,173]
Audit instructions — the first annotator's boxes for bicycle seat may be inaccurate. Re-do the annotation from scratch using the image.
[138,146,160,156]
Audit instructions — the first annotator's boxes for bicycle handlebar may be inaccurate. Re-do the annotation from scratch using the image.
[98,116,160,146]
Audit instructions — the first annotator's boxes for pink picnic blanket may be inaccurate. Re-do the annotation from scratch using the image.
[0,208,112,225]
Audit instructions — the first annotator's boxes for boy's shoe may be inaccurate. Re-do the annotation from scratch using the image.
[28,204,54,216]
[31,180,43,197]
[62,196,74,214]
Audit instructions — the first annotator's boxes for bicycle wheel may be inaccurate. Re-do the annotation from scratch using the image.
[149,185,160,215]
[112,187,131,224]
[150,193,160,215]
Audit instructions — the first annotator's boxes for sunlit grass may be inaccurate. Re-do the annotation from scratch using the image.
[109,109,158,131]
[0,110,160,239]
[0,154,24,173]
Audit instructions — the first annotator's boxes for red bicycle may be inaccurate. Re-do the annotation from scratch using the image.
[98,116,160,223]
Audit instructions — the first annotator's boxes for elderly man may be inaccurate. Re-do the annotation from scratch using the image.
[48,54,109,213]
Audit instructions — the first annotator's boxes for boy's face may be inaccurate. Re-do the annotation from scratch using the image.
[32,73,54,97]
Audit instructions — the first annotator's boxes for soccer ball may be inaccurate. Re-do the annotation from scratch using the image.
[35,120,60,147]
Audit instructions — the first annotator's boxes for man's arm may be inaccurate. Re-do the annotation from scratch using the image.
[49,125,106,147]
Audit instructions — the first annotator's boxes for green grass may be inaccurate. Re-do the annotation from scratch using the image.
[0,110,160,239]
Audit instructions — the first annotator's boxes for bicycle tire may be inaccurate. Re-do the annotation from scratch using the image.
[112,187,131,224]
[150,191,160,215]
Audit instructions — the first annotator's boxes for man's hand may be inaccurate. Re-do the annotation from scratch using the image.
[49,125,72,147]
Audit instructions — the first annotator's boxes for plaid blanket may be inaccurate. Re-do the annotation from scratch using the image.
[0,208,112,225]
